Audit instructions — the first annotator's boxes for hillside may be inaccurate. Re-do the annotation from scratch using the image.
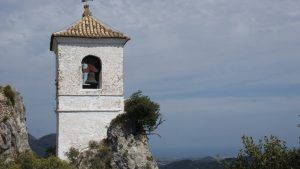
[159,157,237,169]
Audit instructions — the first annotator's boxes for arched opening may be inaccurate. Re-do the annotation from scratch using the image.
[81,55,102,89]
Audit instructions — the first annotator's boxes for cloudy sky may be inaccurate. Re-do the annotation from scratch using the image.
[1,0,300,158]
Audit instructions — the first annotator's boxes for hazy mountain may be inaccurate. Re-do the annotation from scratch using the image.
[158,156,235,169]
[38,134,56,148]
[29,133,56,157]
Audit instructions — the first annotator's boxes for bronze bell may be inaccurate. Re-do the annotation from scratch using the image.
[85,72,98,84]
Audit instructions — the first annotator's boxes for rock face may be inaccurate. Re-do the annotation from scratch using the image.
[0,85,30,160]
[108,122,159,169]
[76,120,159,169]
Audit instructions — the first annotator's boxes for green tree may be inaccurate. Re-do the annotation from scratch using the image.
[225,136,300,169]
[113,90,164,135]
[65,147,79,165]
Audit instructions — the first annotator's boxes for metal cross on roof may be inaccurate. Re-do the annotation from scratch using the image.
[82,0,93,5]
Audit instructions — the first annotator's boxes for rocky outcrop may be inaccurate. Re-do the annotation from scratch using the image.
[0,85,30,160]
[108,122,158,169]
[76,118,159,169]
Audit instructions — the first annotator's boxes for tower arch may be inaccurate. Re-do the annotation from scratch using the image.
[81,55,102,89]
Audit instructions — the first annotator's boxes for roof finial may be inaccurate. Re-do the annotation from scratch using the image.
[82,0,93,17]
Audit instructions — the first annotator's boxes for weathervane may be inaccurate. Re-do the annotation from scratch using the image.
[82,0,93,5]
[82,0,93,17]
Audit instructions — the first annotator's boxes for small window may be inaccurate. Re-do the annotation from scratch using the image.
[82,55,101,89]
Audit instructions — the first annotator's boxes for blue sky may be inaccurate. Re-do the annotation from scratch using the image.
[0,0,300,158]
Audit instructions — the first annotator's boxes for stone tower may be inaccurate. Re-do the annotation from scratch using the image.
[50,5,129,159]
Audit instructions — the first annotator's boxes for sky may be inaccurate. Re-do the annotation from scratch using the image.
[0,0,300,158]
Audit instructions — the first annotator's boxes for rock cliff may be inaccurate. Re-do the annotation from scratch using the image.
[76,117,159,169]
[108,121,158,169]
[0,85,30,160]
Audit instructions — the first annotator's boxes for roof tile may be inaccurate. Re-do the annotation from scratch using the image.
[51,5,129,40]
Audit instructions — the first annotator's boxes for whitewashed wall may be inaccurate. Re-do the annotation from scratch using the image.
[56,38,125,96]
[57,112,120,160]
[53,37,126,160]
[58,96,124,112]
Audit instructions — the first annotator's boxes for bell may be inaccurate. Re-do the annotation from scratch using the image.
[85,72,98,84]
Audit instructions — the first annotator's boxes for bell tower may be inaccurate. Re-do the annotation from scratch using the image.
[50,4,129,159]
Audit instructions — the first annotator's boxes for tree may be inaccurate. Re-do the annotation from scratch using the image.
[224,135,300,169]
[113,91,164,136]
[65,147,79,165]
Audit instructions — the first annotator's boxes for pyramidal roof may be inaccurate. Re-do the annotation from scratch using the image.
[50,5,129,50]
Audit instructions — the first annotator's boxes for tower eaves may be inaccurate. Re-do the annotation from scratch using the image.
[50,5,130,51]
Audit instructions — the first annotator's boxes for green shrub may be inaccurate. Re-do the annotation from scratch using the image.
[113,91,164,135]
[88,141,99,150]
[42,156,74,169]
[65,147,79,165]
[224,135,300,169]
[0,151,75,169]
[89,144,112,169]
[0,158,8,169]
[67,140,113,169]
[146,156,153,161]
[3,85,15,106]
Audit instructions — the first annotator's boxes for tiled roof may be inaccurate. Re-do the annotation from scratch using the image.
[50,5,129,50]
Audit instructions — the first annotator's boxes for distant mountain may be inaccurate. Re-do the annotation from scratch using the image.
[28,133,56,157]
[38,134,56,148]
[159,156,235,169]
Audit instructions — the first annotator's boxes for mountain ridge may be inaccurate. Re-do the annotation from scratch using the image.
[28,133,56,157]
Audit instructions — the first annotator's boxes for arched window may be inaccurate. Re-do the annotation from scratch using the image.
[82,55,101,89]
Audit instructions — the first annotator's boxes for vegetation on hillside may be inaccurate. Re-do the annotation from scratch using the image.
[0,151,75,169]
[84,141,113,169]
[3,85,15,106]
[224,135,300,169]
[65,140,113,169]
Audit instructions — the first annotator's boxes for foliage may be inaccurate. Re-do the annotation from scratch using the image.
[88,141,99,150]
[66,141,112,169]
[113,90,164,135]
[45,146,56,157]
[0,158,7,169]
[224,135,300,169]
[3,85,16,106]
[0,151,75,169]
[88,143,112,169]
[65,147,79,165]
